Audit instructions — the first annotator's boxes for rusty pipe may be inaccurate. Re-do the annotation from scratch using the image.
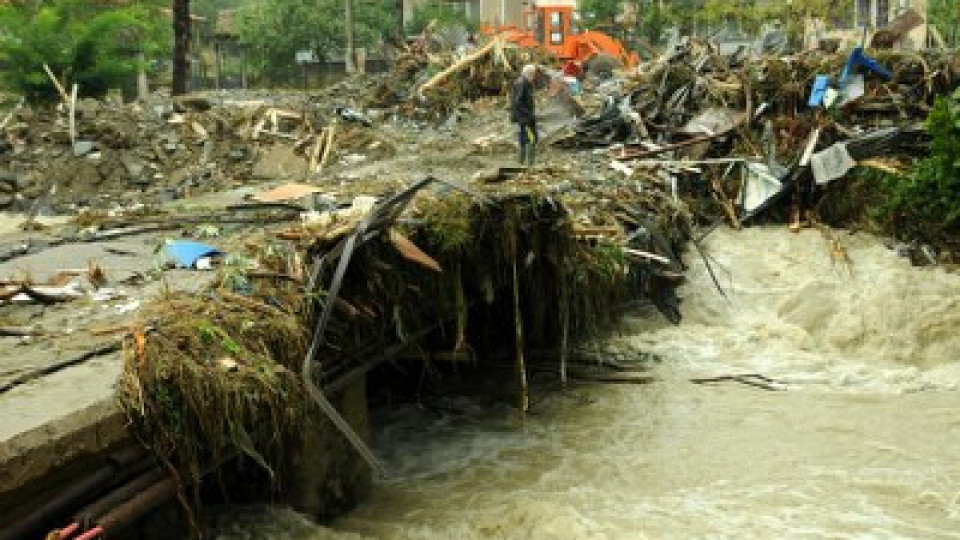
[74,468,164,526]
[97,476,178,533]
[0,446,146,540]
[57,478,176,540]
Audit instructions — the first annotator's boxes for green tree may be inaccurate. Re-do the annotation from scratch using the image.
[929,0,960,47]
[764,0,854,47]
[0,0,169,102]
[237,0,395,85]
[193,0,255,21]
[580,0,621,28]
[663,0,853,42]
[405,1,473,35]
[880,89,960,249]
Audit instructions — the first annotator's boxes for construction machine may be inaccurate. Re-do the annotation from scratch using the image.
[487,1,639,72]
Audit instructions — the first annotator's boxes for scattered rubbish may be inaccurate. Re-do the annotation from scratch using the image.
[741,162,785,214]
[335,107,372,127]
[810,143,857,186]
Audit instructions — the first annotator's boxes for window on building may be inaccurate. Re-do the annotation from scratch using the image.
[877,0,890,26]
[857,0,871,26]
[442,1,470,19]
[550,11,564,45]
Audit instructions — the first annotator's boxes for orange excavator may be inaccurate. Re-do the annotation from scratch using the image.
[485,1,639,72]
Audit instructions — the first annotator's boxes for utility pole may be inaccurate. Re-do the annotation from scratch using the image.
[172,0,191,95]
[345,0,355,73]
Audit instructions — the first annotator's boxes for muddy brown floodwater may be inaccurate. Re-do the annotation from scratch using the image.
[208,227,960,539]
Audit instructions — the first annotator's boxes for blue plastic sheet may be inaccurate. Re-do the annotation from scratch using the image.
[165,241,222,269]
[808,75,831,107]
[841,47,892,85]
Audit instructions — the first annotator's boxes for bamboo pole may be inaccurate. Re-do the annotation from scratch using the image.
[319,123,337,172]
[69,84,78,147]
[0,97,24,130]
[559,286,569,387]
[345,0,355,73]
[308,129,326,173]
[512,256,529,417]
[42,64,70,104]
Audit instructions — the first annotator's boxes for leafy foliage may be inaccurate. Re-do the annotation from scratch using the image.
[879,89,960,248]
[405,1,474,35]
[661,0,853,42]
[929,0,960,47]
[580,0,621,27]
[237,0,396,85]
[0,0,169,102]
[192,0,254,22]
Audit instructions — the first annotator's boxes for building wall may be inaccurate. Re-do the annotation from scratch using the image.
[855,0,927,27]
[853,0,928,48]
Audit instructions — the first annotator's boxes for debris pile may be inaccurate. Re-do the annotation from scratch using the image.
[0,93,393,211]
[10,24,955,518]
[118,167,692,486]
[552,42,960,228]
[369,36,556,118]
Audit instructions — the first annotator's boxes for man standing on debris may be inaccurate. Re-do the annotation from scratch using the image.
[511,64,539,167]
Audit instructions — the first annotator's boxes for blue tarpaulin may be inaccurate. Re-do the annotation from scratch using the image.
[842,46,892,85]
[165,241,222,269]
[808,75,831,107]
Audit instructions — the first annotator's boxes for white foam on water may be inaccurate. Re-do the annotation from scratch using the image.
[630,227,960,393]
[211,227,960,539]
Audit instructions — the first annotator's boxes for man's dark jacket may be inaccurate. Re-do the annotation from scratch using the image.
[511,76,535,125]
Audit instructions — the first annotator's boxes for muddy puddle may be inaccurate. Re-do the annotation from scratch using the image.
[208,227,960,539]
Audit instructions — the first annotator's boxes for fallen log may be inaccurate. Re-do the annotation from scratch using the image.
[420,38,499,93]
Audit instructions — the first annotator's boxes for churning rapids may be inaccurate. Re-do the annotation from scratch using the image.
[209,227,960,539]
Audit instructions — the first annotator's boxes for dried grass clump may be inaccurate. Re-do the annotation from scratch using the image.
[117,284,309,485]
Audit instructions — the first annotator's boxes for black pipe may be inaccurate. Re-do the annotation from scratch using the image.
[0,446,146,540]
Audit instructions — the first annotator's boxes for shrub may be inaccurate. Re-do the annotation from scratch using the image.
[879,89,960,250]
[0,0,168,102]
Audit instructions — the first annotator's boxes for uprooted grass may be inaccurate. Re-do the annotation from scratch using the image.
[117,280,309,487]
